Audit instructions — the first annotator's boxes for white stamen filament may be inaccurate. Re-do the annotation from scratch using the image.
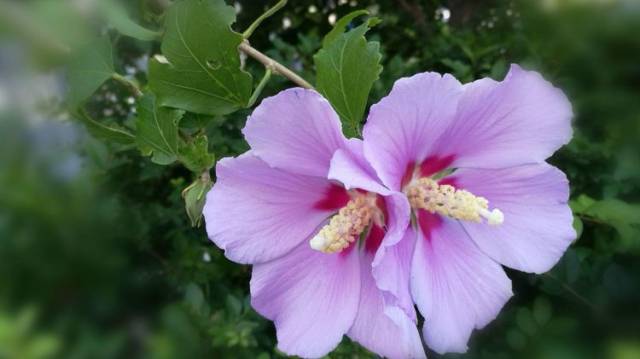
[406,178,504,225]
[478,207,504,226]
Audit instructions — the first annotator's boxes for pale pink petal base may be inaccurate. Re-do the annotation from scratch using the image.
[251,243,360,358]
[363,72,463,190]
[411,216,513,354]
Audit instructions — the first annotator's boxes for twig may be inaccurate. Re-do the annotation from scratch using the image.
[239,41,313,89]
[151,0,311,89]
[243,0,288,39]
[248,68,272,107]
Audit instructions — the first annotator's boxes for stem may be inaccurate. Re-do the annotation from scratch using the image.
[242,0,288,39]
[111,73,143,98]
[239,41,313,89]
[248,68,272,107]
[201,170,211,181]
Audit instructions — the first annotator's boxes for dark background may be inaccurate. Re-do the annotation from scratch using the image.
[0,0,639,358]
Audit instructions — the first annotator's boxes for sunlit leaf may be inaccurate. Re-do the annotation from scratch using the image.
[321,10,369,46]
[148,0,252,115]
[314,12,382,137]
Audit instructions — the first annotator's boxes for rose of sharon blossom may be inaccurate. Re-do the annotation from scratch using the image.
[203,88,425,358]
[363,64,576,354]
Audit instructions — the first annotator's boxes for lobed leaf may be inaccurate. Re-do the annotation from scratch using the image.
[97,0,161,41]
[136,93,185,165]
[75,110,136,145]
[572,194,640,247]
[321,10,369,46]
[314,12,382,137]
[179,135,216,174]
[66,37,115,108]
[148,0,252,116]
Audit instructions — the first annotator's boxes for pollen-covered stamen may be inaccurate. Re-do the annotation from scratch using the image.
[309,196,374,253]
[406,178,504,225]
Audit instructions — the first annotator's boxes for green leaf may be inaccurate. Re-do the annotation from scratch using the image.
[72,109,134,145]
[0,0,90,67]
[97,0,161,41]
[75,110,136,145]
[66,37,115,108]
[516,308,538,336]
[314,13,382,137]
[180,113,215,129]
[570,194,596,213]
[322,10,369,46]
[179,135,216,174]
[506,329,527,350]
[136,93,185,165]
[571,194,640,245]
[184,283,208,315]
[182,175,213,227]
[573,216,584,239]
[148,0,252,116]
[533,297,552,326]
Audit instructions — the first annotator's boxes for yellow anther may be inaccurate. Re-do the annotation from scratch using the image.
[406,178,504,225]
[309,196,373,253]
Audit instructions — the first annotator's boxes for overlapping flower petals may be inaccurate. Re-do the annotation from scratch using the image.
[362,64,575,354]
[363,72,463,191]
[363,64,573,189]
[206,63,574,357]
[205,88,424,358]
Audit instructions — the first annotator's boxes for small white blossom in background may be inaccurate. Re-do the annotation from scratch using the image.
[328,13,337,25]
[436,7,451,23]
[282,17,292,29]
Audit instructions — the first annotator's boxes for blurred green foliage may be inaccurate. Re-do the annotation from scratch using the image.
[0,0,639,358]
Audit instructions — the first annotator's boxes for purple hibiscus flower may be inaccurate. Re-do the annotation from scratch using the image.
[363,64,576,354]
[203,88,425,358]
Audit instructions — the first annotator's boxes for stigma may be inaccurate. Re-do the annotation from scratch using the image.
[310,196,374,253]
[406,178,504,225]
